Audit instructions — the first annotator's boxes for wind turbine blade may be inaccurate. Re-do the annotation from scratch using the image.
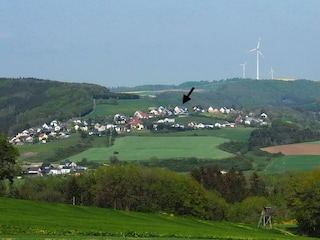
[258,50,264,57]
[247,48,257,53]
[257,38,261,49]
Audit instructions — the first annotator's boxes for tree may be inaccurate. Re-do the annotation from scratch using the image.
[92,165,208,218]
[206,190,229,221]
[0,133,19,183]
[249,172,267,197]
[229,196,271,224]
[190,166,223,192]
[222,168,247,203]
[65,176,81,205]
[293,169,320,237]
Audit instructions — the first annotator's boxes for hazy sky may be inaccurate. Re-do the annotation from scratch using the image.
[1,0,319,87]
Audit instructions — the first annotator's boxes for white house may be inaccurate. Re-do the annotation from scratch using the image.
[157,118,175,123]
[261,113,268,118]
[208,106,219,113]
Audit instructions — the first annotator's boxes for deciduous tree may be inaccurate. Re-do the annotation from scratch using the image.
[249,172,267,197]
[293,169,320,237]
[0,133,19,183]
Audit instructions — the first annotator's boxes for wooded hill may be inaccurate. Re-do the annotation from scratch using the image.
[133,78,320,109]
[116,78,320,129]
[116,78,320,108]
[2,77,320,136]
[0,78,138,136]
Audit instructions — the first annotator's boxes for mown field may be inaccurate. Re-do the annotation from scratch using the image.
[262,142,320,174]
[262,143,320,155]
[264,155,320,174]
[0,197,316,240]
[66,136,234,162]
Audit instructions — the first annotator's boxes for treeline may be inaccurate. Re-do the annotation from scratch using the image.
[8,165,208,219]
[248,119,320,149]
[191,166,320,237]
[93,92,139,99]
[191,167,266,204]
[139,155,254,173]
[0,164,290,223]
[4,165,273,222]
[111,84,177,92]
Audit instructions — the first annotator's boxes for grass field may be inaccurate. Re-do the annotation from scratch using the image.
[66,136,234,162]
[16,126,252,165]
[125,127,253,142]
[264,155,320,174]
[0,197,316,240]
[17,134,81,163]
[87,98,165,119]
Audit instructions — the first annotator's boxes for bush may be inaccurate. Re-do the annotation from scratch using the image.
[229,196,271,224]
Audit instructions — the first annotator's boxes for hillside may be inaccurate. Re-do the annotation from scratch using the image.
[153,79,320,108]
[0,197,313,239]
[117,78,320,128]
[117,78,320,108]
[0,78,138,136]
[3,77,320,136]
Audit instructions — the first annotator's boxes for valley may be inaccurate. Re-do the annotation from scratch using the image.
[2,78,320,239]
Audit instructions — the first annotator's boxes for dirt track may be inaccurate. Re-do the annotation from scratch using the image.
[262,144,320,155]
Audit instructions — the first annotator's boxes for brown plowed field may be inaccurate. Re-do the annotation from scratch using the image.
[262,144,320,155]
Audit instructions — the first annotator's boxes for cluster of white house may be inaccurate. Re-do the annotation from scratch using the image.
[26,161,87,176]
[10,105,269,145]
[10,120,70,145]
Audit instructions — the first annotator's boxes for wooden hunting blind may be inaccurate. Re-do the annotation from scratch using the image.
[258,206,272,228]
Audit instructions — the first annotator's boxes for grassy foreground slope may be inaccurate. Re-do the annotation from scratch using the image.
[0,197,314,240]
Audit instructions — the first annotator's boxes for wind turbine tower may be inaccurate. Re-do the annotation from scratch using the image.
[248,38,264,80]
[240,62,247,78]
[270,67,275,80]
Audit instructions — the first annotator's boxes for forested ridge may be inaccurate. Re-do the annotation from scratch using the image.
[3,77,320,135]
[153,79,320,129]
[125,78,320,110]
[0,78,138,135]
[249,119,320,149]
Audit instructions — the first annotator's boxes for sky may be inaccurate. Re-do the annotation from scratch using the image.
[1,0,320,87]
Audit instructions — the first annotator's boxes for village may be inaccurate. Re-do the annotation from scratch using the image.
[10,104,269,146]
[10,104,269,176]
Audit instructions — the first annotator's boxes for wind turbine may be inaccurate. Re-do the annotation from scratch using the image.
[240,62,247,78]
[248,38,264,80]
[270,67,275,80]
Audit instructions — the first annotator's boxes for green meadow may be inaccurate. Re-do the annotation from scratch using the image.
[18,134,81,163]
[17,128,252,164]
[88,98,164,118]
[0,197,316,240]
[264,155,320,174]
[66,136,234,162]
